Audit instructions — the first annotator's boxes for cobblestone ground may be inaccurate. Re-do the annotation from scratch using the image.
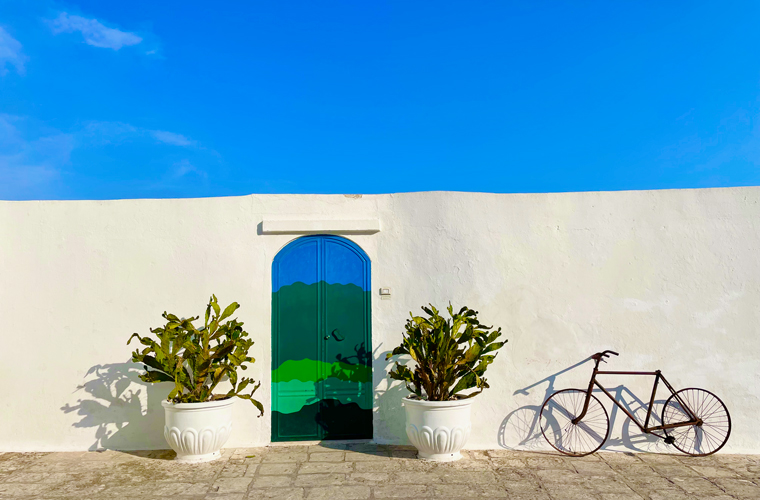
[1,444,759,499]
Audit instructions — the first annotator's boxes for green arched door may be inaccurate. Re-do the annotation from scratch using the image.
[271,235,372,441]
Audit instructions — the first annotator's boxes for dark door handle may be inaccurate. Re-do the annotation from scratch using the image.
[331,329,344,341]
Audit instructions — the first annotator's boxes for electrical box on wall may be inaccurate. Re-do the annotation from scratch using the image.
[379,287,391,300]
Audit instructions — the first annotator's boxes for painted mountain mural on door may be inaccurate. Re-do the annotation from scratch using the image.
[271,236,372,441]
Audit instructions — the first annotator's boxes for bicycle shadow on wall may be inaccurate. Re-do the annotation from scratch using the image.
[498,357,669,453]
[60,362,170,451]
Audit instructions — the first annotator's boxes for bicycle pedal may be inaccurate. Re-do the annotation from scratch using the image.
[663,436,676,445]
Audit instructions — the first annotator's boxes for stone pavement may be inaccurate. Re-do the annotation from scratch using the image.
[1,444,759,499]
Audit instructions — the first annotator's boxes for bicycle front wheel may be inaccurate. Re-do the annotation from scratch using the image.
[540,389,609,456]
[662,388,731,456]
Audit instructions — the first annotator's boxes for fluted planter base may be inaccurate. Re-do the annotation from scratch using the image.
[162,399,234,463]
[403,397,474,462]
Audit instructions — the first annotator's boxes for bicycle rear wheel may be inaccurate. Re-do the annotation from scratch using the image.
[540,389,609,456]
[662,388,731,456]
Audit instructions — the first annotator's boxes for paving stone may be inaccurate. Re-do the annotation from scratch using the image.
[258,463,297,475]
[487,449,525,459]
[713,477,760,498]
[505,492,552,500]
[636,453,683,465]
[688,465,742,478]
[650,465,701,477]
[494,467,538,482]
[479,485,511,497]
[262,452,308,463]
[307,485,370,499]
[354,461,402,473]
[463,450,489,460]
[247,486,305,499]
[293,473,347,486]
[0,483,51,496]
[533,468,584,484]
[308,452,345,462]
[599,494,645,500]
[298,462,353,474]
[648,490,695,500]
[729,463,760,479]
[670,476,729,495]
[205,494,246,500]
[437,458,493,470]
[567,453,604,462]
[269,445,309,453]
[210,477,253,493]
[392,471,442,484]
[346,443,389,453]
[585,476,638,495]
[308,443,348,453]
[598,452,642,464]
[2,447,759,500]
[540,482,599,500]
[620,475,678,496]
[2,472,71,484]
[347,472,391,484]
[218,464,248,478]
[606,463,658,476]
[252,474,293,487]
[344,451,391,461]
[151,481,211,495]
[229,447,268,459]
[572,461,618,476]
[430,483,480,497]
[525,457,574,470]
[502,479,544,494]
[438,470,497,484]
[374,484,430,498]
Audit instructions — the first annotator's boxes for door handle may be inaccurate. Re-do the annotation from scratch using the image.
[325,329,344,341]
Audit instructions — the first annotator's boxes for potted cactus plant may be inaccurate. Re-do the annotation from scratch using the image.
[128,295,263,462]
[386,304,506,461]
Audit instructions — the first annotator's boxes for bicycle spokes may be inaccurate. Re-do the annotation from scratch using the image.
[540,389,609,457]
[662,388,731,456]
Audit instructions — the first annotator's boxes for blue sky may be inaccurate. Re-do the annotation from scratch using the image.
[1,1,759,200]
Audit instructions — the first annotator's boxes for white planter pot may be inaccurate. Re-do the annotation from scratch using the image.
[403,396,474,462]
[161,399,234,463]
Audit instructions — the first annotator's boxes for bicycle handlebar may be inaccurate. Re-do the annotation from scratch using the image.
[592,350,619,360]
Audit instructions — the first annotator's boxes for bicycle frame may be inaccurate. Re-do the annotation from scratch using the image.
[572,355,703,436]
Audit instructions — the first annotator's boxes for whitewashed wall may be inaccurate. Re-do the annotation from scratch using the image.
[1,188,758,453]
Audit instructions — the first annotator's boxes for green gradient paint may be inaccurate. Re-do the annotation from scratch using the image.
[273,359,372,385]
[271,236,372,441]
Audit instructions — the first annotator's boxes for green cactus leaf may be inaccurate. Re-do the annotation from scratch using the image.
[127,295,263,413]
[386,303,506,401]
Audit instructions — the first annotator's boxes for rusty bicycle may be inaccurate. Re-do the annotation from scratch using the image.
[539,350,731,457]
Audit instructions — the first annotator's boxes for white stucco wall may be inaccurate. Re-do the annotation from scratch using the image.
[1,188,758,453]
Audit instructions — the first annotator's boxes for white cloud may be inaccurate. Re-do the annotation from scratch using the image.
[48,12,142,50]
[150,130,194,147]
[172,159,207,179]
[83,121,196,148]
[0,114,74,198]
[0,27,27,76]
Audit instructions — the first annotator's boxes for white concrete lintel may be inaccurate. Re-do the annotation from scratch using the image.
[261,218,381,235]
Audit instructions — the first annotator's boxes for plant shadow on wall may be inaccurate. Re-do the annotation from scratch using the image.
[499,357,668,453]
[60,362,171,451]
[373,345,410,444]
[318,341,377,439]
